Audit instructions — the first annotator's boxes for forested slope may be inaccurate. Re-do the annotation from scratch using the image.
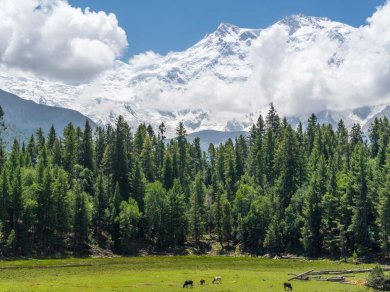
[0,104,389,259]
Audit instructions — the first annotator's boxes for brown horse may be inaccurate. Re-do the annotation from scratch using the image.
[183,280,193,288]
[200,279,205,285]
[284,282,292,291]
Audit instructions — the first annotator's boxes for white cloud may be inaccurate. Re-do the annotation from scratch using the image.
[245,1,390,117]
[149,1,390,121]
[122,1,390,127]
[1,0,390,129]
[128,51,162,70]
[0,0,127,82]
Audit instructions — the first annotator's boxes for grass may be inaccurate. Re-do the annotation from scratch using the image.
[0,256,375,291]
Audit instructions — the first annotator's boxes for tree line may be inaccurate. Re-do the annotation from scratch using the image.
[0,104,389,259]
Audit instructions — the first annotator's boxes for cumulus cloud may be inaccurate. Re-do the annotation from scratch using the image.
[0,0,127,82]
[246,0,390,117]
[128,51,162,70]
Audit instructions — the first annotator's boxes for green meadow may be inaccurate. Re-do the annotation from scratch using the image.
[0,256,374,291]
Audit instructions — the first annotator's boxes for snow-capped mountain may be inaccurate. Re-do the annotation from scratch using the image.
[0,14,388,136]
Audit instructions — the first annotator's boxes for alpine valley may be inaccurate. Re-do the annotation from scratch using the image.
[0,14,389,137]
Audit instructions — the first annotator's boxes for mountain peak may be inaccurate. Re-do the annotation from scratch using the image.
[217,22,237,29]
[281,14,329,23]
[279,14,331,34]
[214,22,240,37]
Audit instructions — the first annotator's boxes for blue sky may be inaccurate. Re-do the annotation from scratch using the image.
[69,0,385,60]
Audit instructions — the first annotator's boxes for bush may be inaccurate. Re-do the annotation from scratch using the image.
[366,266,390,291]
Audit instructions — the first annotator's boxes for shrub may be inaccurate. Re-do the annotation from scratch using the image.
[366,266,390,291]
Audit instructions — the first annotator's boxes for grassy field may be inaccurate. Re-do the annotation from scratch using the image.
[0,256,375,291]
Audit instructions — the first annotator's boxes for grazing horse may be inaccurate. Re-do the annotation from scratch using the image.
[183,280,193,288]
[200,279,205,285]
[212,276,222,284]
[284,282,292,291]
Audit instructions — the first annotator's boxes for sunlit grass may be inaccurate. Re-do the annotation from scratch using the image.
[0,256,373,291]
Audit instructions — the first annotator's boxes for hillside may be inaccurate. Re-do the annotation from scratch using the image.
[0,89,95,144]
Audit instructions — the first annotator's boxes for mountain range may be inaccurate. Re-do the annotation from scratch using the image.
[0,90,95,146]
[0,14,389,137]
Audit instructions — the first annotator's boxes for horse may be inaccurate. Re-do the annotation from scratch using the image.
[183,280,193,288]
[212,276,222,284]
[283,282,292,291]
[200,279,205,285]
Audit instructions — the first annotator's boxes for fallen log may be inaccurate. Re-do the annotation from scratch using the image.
[316,276,345,282]
[280,255,320,260]
[288,270,314,281]
[308,266,390,275]
[326,276,345,282]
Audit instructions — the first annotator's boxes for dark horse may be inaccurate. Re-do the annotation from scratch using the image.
[183,280,193,288]
[200,279,205,285]
[284,282,292,291]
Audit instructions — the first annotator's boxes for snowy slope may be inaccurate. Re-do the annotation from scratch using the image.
[0,15,388,136]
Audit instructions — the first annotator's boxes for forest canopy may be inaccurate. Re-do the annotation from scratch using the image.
[0,104,389,259]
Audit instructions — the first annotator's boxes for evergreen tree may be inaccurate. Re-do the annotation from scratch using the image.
[144,182,169,249]
[190,174,206,244]
[36,167,56,253]
[80,120,94,171]
[168,180,187,246]
[117,199,140,253]
[73,181,92,252]
[379,146,390,254]
[130,158,146,212]
[162,153,174,190]
[302,153,326,257]
[140,136,155,182]
[349,144,372,255]
[52,169,72,250]
[275,124,299,210]
[47,125,57,151]
[111,116,131,200]
[93,173,110,247]
[176,122,187,184]
[63,123,77,174]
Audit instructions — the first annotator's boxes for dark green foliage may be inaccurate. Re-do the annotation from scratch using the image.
[73,182,92,252]
[190,174,206,243]
[117,199,140,253]
[168,180,187,246]
[0,106,389,258]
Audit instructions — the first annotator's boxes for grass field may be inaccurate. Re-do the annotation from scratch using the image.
[0,256,375,291]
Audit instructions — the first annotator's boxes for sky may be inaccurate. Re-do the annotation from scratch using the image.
[68,0,385,60]
[69,0,384,59]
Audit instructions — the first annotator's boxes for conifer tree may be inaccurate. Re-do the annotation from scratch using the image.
[176,122,187,184]
[140,136,155,182]
[130,158,146,212]
[93,173,109,247]
[190,174,206,244]
[73,181,92,252]
[111,116,131,200]
[379,146,390,254]
[63,123,77,174]
[302,152,326,257]
[168,180,187,246]
[162,152,174,190]
[144,182,169,249]
[117,199,140,253]
[349,144,372,255]
[80,120,94,171]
